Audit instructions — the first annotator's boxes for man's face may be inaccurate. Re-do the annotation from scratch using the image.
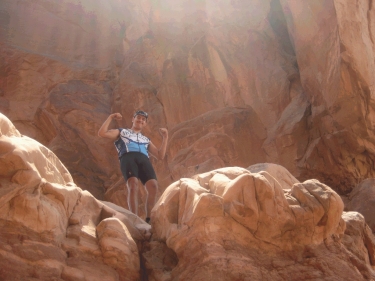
[132,114,147,128]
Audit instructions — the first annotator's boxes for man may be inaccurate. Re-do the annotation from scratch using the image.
[98,110,168,223]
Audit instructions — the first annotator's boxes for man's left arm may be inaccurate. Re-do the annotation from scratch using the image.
[148,128,169,160]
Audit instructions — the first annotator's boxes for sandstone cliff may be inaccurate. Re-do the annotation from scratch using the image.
[1,113,375,280]
[2,1,375,279]
[2,0,375,209]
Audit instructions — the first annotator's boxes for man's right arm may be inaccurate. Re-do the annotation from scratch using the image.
[98,113,122,140]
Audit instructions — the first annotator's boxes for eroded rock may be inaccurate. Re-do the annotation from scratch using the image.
[342,212,375,272]
[147,166,375,280]
[3,0,375,201]
[346,178,375,233]
[2,113,375,280]
[0,113,147,281]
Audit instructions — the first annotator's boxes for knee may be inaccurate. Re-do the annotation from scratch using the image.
[146,180,158,192]
[127,177,139,189]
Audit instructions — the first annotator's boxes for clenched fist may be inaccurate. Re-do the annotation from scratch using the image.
[159,128,168,138]
[111,113,122,121]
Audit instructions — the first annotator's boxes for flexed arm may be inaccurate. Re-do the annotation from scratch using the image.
[98,113,122,140]
[148,128,169,160]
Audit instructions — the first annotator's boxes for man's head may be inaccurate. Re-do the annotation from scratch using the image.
[131,110,148,131]
[133,110,148,120]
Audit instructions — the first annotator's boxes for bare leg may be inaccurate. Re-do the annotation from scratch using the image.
[127,177,139,215]
[144,179,158,219]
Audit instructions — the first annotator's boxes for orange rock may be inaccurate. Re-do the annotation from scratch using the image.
[2,0,375,231]
[0,113,147,281]
[1,113,375,280]
[148,166,375,280]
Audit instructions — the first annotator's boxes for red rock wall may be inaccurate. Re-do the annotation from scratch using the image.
[2,0,375,209]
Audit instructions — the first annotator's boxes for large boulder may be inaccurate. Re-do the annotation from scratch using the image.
[342,211,375,274]
[0,113,147,281]
[146,165,375,280]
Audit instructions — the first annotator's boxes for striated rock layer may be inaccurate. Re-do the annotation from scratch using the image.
[146,163,375,280]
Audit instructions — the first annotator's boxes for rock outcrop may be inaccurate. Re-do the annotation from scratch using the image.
[345,178,375,233]
[147,164,375,280]
[0,113,149,281]
[1,113,375,280]
[2,0,375,207]
[2,0,375,280]
[342,211,375,275]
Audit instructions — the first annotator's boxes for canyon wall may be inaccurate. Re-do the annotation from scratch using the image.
[1,112,375,280]
[1,0,375,213]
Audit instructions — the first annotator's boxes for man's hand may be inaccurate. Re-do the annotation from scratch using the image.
[98,113,121,139]
[159,128,168,138]
[149,128,169,160]
[111,113,122,121]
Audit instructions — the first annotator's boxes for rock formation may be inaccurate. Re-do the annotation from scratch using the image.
[2,0,375,209]
[146,164,375,280]
[0,113,149,280]
[345,178,375,233]
[2,0,375,278]
[342,211,375,273]
[1,112,375,280]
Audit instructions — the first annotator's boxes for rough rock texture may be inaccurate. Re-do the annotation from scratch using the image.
[281,0,375,194]
[0,0,125,199]
[146,165,375,281]
[342,212,375,273]
[2,0,375,221]
[0,113,149,281]
[345,178,375,233]
[1,114,375,280]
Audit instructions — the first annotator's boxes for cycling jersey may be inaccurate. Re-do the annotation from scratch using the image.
[114,128,150,158]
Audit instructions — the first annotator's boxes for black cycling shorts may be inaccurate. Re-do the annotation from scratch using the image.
[120,152,157,185]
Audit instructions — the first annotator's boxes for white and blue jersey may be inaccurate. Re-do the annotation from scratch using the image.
[114,128,150,158]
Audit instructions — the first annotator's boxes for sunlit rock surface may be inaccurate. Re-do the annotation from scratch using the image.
[1,114,375,280]
[342,211,375,273]
[0,0,125,199]
[0,113,148,281]
[2,0,375,228]
[147,165,375,281]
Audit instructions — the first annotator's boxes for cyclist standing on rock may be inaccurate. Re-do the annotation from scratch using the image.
[98,110,168,224]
